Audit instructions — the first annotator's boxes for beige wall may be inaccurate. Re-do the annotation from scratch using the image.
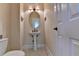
[10,4,20,50]
[0,17,3,35]
[0,4,11,50]
[0,4,20,50]
[44,4,57,55]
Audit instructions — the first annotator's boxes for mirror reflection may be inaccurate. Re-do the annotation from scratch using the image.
[29,11,40,30]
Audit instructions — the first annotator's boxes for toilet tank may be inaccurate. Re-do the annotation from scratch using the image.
[0,38,8,56]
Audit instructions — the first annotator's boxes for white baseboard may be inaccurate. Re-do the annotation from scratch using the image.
[46,46,53,56]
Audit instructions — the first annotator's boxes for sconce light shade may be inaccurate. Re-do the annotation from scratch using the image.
[21,16,23,21]
[45,17,46,21]
[33,8,36,11]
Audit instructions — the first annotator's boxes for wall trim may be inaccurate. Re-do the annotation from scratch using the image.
[46,46,53,56]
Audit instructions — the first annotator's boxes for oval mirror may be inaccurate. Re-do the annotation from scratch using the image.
[29,11,40,29]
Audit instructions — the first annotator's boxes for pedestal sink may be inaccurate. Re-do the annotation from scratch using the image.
[30,31,40,50]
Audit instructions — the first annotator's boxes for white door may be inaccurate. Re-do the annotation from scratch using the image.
[57,3,79,56]
[68,4,79,56]
[56,4,72,56]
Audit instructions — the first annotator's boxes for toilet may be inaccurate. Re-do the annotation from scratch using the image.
[3,50,25,56]
[0,38,25,56]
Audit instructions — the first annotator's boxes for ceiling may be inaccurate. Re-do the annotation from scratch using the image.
[20,3,55,12]
[23,3,44,12]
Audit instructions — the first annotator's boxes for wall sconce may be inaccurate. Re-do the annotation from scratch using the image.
[44,17,46,21]
[21,16,23,22]
[33,8,36,11]
[32,7,39,12]
[21,12,24,22]
[28,8,37,12]
[28,6,40,12]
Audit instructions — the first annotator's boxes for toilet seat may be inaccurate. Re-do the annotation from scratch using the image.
[3,50,25,56]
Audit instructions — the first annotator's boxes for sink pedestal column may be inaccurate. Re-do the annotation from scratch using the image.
[30,31,40,51]
[33,34,37,50]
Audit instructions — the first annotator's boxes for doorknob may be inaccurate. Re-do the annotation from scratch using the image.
[53,27,58,31]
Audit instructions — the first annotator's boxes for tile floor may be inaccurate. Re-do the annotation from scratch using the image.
[23,47,48,56]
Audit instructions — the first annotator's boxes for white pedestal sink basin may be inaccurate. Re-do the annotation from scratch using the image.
[30,31,40,50]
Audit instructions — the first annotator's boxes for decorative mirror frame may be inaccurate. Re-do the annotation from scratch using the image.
[29,11,40,30]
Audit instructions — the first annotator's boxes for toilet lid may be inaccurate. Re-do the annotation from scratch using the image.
[3,50,25,56]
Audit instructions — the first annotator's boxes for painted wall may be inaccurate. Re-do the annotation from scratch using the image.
[44,4,57,55]
[20,4,24,50]
[23,10,45,48]
[0,4,20,50]
[0,18,3,35]
[10,4,20,50]
[0,4,11,50]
